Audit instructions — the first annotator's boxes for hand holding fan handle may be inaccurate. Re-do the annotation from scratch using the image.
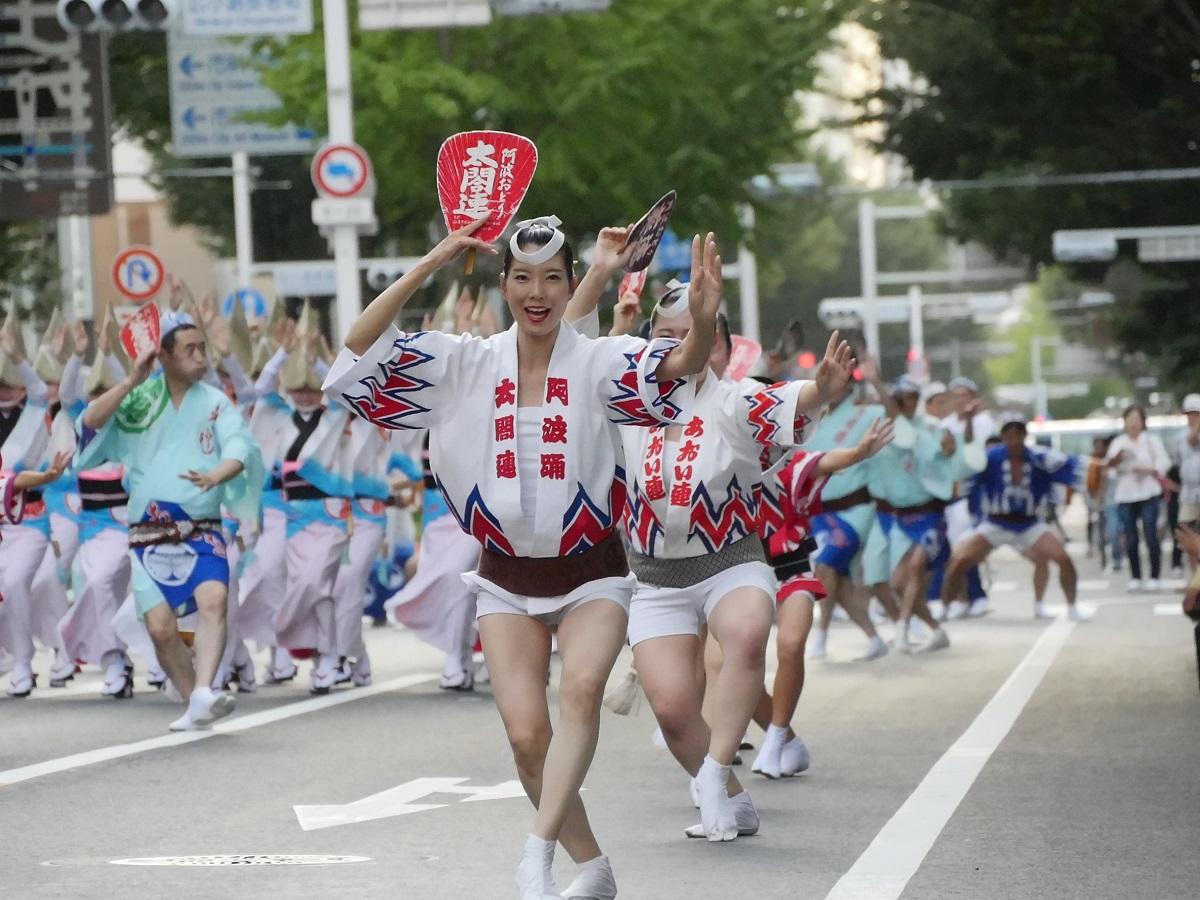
[344,215,496,356]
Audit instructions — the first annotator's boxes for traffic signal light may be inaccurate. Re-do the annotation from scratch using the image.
[56,0,174,33]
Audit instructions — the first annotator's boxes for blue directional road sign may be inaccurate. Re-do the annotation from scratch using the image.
[168,33,315,158]
[180,0,314,36]
[653,229,693,273]
[222,287,268,321]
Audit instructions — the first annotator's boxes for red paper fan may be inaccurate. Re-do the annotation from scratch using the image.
[618,270,648,298]
[120,303,161,360]
[437,131,539,245]
[726,335,763,382]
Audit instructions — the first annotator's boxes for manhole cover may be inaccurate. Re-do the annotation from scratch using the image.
[109,855,370,867]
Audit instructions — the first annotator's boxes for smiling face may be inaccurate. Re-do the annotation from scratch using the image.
[500,254,575,339]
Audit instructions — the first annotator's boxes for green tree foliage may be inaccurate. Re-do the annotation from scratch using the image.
[109,1,851,263]
[862,0,1200,393]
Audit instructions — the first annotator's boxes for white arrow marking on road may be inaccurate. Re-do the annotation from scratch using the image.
[294,778,526,831]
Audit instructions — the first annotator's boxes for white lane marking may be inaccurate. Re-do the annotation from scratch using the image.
[1040,602,1096,618]
[295,777,525,831]
[824,617,1076,900]
[1153,603,1184,616]
[0,672,437,788]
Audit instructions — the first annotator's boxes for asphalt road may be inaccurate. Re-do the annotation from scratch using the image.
[2,510,1198,899]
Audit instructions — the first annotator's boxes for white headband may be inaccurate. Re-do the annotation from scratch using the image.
[509,215,566,265]
[653,279,690,320]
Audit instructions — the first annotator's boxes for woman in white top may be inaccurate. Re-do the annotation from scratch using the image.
[1105,405,1171,590]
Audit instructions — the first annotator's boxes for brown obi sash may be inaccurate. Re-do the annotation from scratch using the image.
[873,498,947,517]
[128,518,223,549]
[476,530,629,598]
[821,486,872,513]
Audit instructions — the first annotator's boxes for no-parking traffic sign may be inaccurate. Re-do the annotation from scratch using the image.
[311,143,375,199]
[112,246,166,303]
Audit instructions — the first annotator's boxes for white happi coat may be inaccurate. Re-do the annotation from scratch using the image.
[325,320,691,558]
[0,469,25,525]
[621,374,815,559]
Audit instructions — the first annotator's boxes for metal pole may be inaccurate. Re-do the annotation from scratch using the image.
[908,284,924,360]
[736,202,761,345]
[1031,334,1047,419]
[231,151,254,291]
[56,214,94,322]
[858,198,879,358]
[322,0,361,343]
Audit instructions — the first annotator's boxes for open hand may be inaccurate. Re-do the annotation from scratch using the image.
[180,469,220,492]
[858,417,895,460]
[940,429,957,457]
[686,233,722,326]
[815,330,855,400]
[0,320,23,364]
[592,225,634,272]
[71,321,90,357]
[424,214,497,271]
[129,348,158,387]
[611,290,642,337]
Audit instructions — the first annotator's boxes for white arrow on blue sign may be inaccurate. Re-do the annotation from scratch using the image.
[223,287,268,321]
[168,33,315,158]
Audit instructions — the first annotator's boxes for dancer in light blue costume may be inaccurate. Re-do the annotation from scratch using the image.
[861,374,984,653]
[76,312,262,732]
[803,381,891,661]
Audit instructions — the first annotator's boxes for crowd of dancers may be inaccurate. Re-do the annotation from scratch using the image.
[2,213,1132,900]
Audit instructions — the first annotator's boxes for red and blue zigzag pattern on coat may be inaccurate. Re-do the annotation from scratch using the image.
[623,485,664,556]
[744,382,788,445]
[343,337,436,430]
[687,477,758,553]
[559,480,616,556]
[437,477,515,556]
[606,345,687,426]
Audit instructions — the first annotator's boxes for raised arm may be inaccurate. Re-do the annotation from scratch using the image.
[858,354,900,419]
[655,233,721,383]
[82,350,157,431]
[564,225,634,324]
[816,417,895,475]
[793,330,855,414]
[345,216,495,356]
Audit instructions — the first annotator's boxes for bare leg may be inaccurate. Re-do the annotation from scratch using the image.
[942,535,993,608]
[705,586,774,766]
[144,603,195,698]
[1031,533,1077,606]
[836,584,880,640]
[479,612,602,864]
[771,593,814,726]
[191,580,228,691]
[900,548,939,630]
[872,580,901,621]
[532,600,628,843]
[635,633,745,796]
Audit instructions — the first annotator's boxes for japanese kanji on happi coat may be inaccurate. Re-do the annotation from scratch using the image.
[437,131,539,273]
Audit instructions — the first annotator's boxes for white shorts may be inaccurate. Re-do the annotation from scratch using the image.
[972,520,1049,554]
[471,573,635,626]
[628,562,777,648]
